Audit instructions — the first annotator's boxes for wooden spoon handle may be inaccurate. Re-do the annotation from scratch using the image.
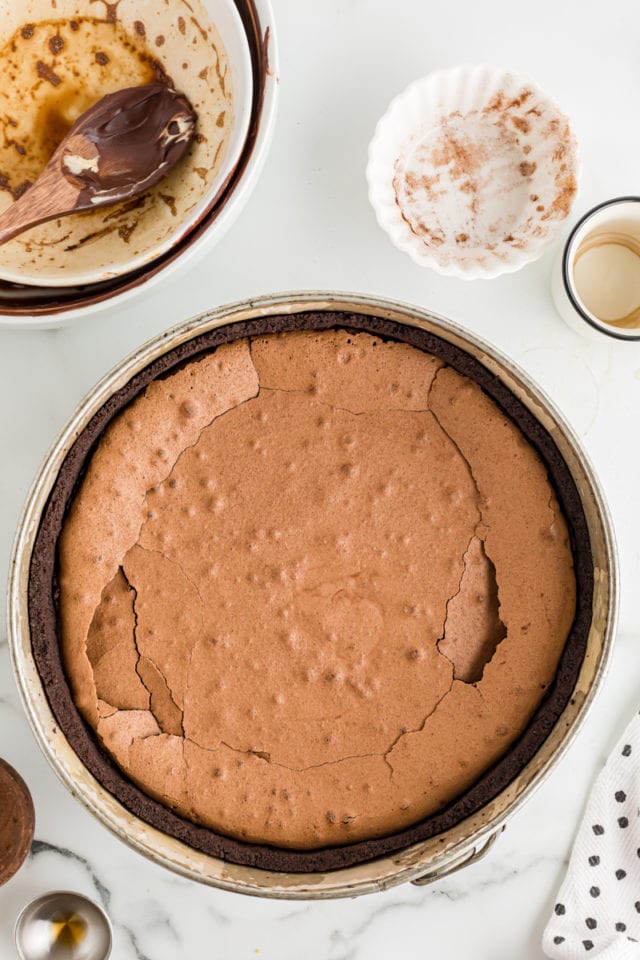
[0,163,82,244]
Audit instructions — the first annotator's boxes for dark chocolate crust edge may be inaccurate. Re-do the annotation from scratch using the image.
[27,310,593,874]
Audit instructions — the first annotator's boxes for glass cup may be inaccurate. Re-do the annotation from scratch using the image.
[552,196,640,342]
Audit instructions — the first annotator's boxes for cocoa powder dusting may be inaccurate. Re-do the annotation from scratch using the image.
[391,83,577,268]
[507,90,532,109]
[485,92,504,113]
[544,172,577,220]
[430,130,484,181]
[512,116,530,134]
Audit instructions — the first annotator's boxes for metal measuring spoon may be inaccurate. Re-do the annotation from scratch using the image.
[15,892,112,960]
[0,83,196,245]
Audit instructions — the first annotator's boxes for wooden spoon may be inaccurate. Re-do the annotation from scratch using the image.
[0,83,197,245]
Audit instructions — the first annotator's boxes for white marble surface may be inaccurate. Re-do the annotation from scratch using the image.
[1,0,640,955]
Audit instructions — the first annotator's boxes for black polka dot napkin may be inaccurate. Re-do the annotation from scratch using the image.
[544,715,640,958]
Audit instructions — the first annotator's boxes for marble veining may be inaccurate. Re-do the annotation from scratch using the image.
[0,634,635,959]
[30,841,112,910]
[1,0,640,955]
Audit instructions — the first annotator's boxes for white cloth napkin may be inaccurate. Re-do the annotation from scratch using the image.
[543,711,640,959]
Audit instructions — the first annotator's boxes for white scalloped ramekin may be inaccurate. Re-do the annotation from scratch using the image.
[367,65,580,280]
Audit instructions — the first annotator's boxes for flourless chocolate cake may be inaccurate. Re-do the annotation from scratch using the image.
[29,312,592,873]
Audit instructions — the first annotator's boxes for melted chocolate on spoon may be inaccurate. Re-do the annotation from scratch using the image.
[60,83,197,204]
[0,83,197,244]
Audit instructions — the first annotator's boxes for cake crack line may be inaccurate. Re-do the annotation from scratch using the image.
[132,543,207,613]
[135,344,261,547]
[183,736,383,774]
[150,381,259,494]
[435,526,481,676]
[436,527,508,684]
[119,563,186,738]
[427,366,510,681]
[261,385,438,419]
[383,675,456,779]
[119,565,152,712]
[427,365,484,517]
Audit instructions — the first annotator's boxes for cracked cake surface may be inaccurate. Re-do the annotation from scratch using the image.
[57,326,577,851]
